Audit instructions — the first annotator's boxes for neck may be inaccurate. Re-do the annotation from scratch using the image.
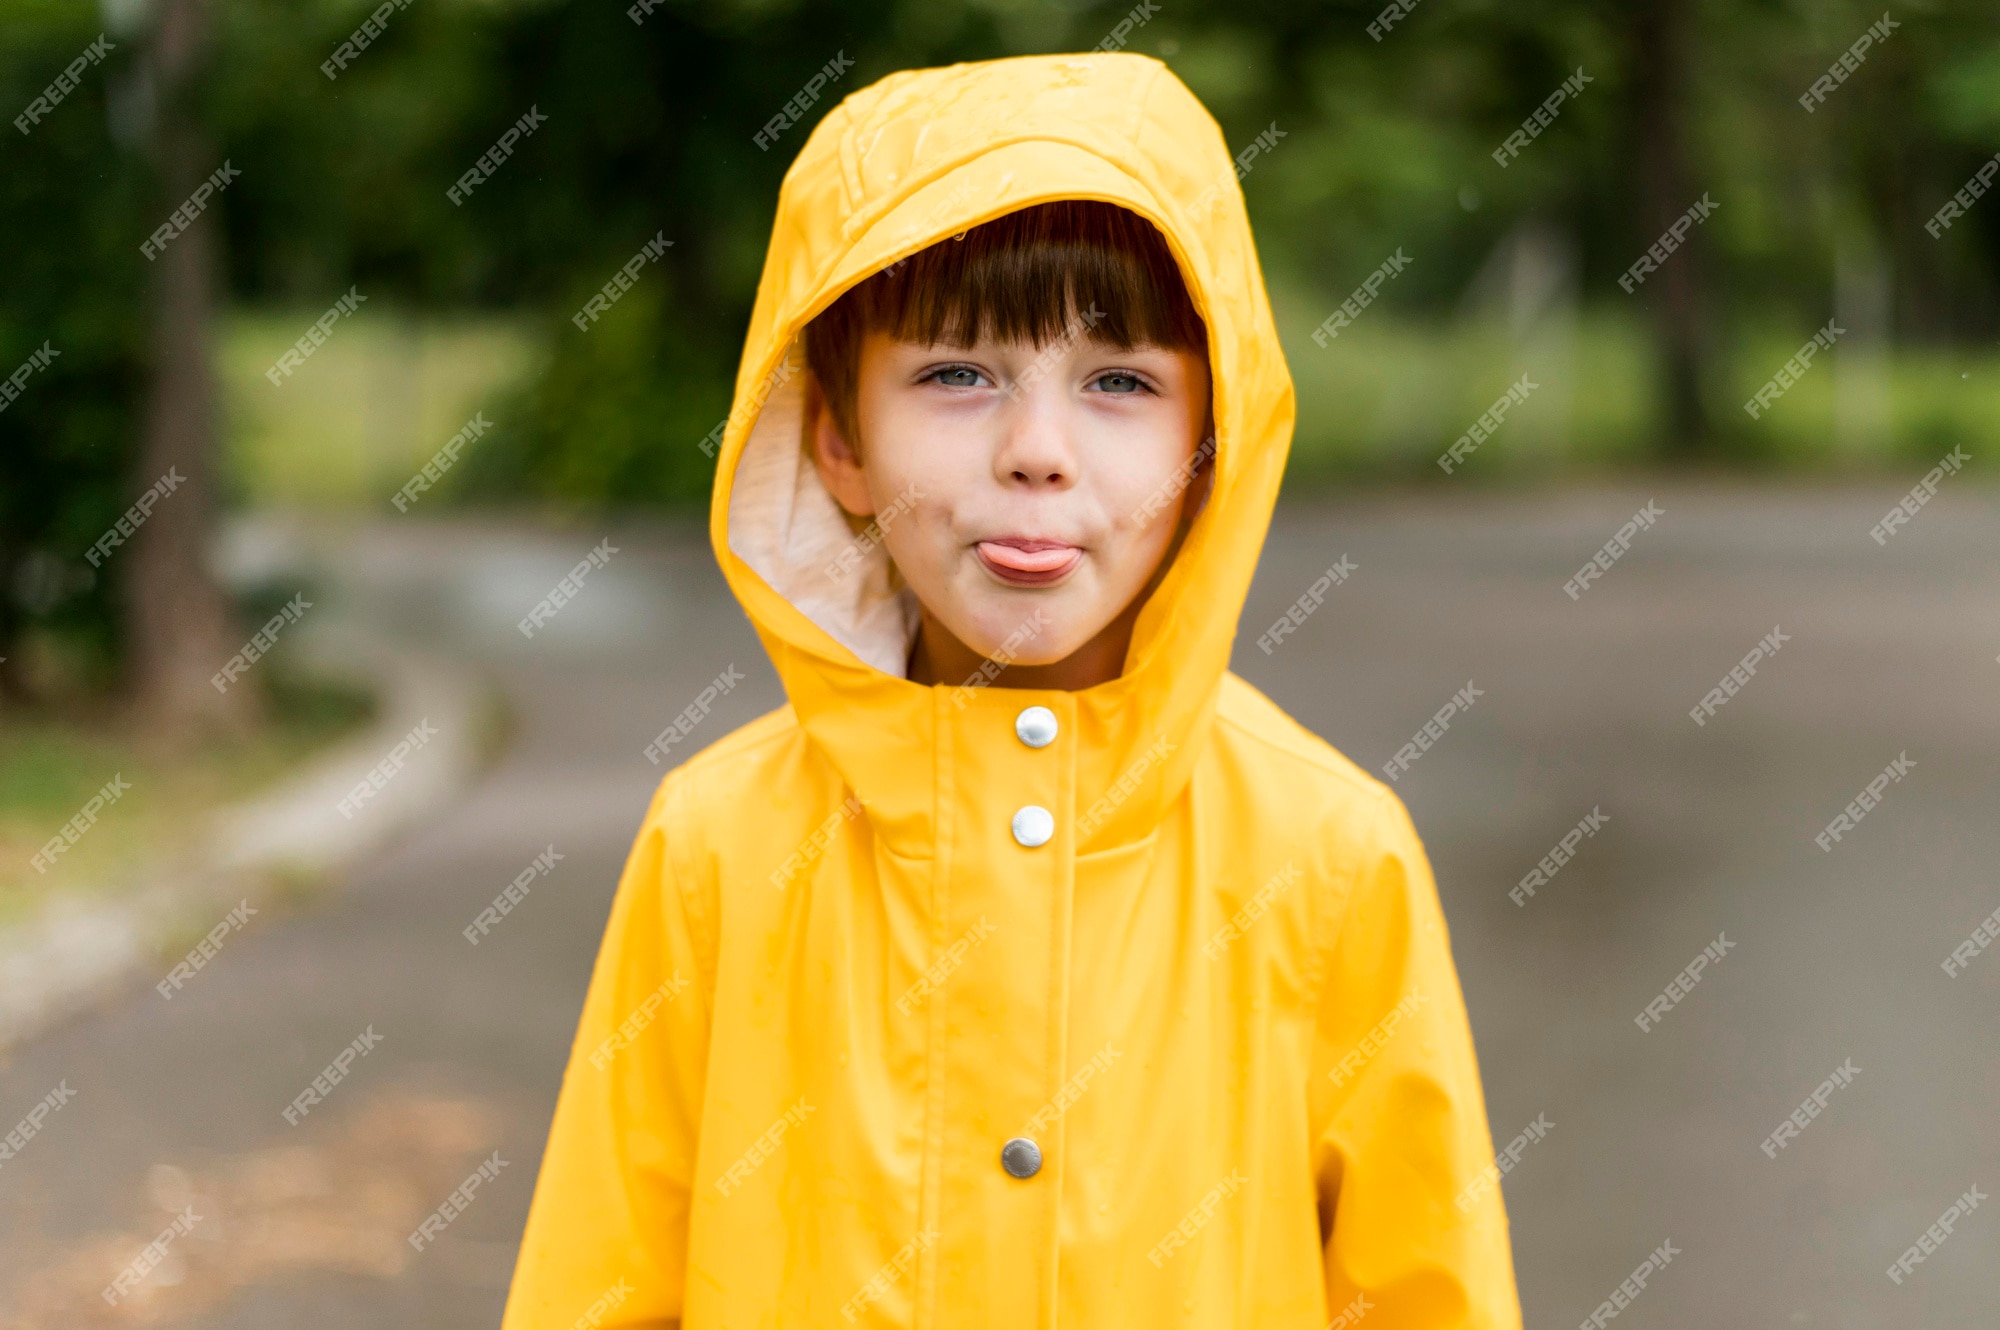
[907,596,1144,692]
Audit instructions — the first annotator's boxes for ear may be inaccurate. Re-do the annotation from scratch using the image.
[804,371,877,518]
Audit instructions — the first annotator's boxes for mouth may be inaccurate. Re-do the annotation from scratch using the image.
[975,538,1084,587]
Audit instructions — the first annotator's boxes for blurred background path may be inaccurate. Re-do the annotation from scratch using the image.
[1,485,1995,1328]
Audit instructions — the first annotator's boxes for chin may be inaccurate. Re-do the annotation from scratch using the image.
[958,601,1094,666]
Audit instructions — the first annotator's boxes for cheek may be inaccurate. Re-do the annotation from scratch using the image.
[864,452,967,547]
[866,481,965,591]
[878,503,947,572]
[1115,488,1183,578]
[857,401,979,514]
[1103,426,1198,535]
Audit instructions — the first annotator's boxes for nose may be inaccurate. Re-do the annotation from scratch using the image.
[992,379,1079,491]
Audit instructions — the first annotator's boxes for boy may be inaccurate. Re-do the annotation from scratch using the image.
[504,52,1521,1330]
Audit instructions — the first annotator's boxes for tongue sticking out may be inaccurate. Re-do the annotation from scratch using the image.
[977,541,1080,573]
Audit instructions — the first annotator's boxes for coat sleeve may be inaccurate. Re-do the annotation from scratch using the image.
[1309,786,1522,1329]
[502,776,714,1330]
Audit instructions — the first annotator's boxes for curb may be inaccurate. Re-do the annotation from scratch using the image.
[0,544,493,1053]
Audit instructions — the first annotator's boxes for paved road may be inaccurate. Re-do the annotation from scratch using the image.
[1,485,1995,1328]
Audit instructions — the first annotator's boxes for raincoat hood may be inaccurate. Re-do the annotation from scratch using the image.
[713,50,1293,855]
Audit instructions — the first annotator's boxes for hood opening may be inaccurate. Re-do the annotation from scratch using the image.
[726,334,926,678]
[726,202,1219,684]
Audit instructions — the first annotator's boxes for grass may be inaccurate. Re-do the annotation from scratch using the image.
[0,668,376,928]
[220,307,542,509]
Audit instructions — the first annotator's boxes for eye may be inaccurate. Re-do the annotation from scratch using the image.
[926,364,986,388]
[1092,370,1150,394]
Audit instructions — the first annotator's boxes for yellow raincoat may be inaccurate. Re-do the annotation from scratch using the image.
[505,51,1521,1330]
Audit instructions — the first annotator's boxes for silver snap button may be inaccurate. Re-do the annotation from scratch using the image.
[1001,1137,1042,1178]
[1011,805,1054,848]
[1015,705,1058,748]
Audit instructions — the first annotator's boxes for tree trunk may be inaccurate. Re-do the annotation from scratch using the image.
[127,0,254,737]
[1630,0,1710,457]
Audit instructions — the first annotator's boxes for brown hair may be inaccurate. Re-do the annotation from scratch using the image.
[802,200,1208,456]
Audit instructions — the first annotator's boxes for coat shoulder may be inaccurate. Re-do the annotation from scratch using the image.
[1210,671,1404,833]
[651,702,812,832]
[1205,675,1428,1006]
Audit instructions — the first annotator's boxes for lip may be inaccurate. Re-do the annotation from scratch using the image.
[975,538,1084,587]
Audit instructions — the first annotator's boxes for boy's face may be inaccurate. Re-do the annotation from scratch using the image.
[809,326,1212,674]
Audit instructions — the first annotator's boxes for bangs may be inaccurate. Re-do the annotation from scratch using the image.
[803,200,1208,449]
[843,199,1205,350]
